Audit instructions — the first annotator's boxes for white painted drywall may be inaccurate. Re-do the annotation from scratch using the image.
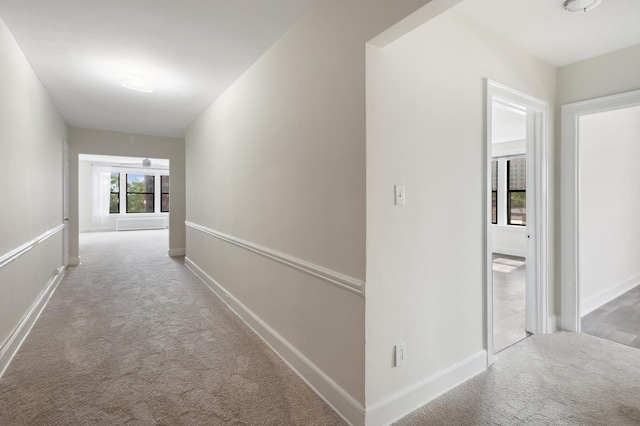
[0,17,67,350]
[557,44,640,106]
[366,9,555,410]
[578,105,640,313]
[68,128,185,260]
[77,159,169,232]
[185,0,436,411]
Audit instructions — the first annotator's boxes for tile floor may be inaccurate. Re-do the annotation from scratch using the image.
[493,253,528,353]
[581,284,640,349]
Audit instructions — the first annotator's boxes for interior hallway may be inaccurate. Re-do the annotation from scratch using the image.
[0,230,343,425]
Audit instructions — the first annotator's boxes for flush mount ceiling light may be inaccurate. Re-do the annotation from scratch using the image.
[563,0,602,13]
[121,74,154,93]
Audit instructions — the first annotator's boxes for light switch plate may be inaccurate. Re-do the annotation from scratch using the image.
[394,343,406,366]
[394,184,406,206]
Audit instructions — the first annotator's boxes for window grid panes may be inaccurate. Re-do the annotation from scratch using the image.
[161,175,170,213]
[507,158,526,226]
[491,160,497,224]
[110,173,120,214]
[126,174,155,213]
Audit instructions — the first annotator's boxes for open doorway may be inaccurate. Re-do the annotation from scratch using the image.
[486,80,548,359]
[490,98,528,353]
[561,90,640,335]
[561,93,640,348]
[76,154,171,262]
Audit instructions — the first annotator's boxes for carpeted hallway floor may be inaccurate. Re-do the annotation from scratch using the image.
[396,332,640,425]
[3,230,640,425]
[0,230,344,425]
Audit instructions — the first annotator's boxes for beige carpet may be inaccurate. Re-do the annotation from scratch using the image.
[396,332,640,425]
[0,230,344,425]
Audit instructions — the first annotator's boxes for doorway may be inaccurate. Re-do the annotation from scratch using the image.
[490,98,528,353]
[561,90,640,340]
[76,154,171,262]
[486,80,548,360]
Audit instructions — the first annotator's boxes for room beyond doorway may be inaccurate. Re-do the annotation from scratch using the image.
[489,94,529,353]
[492,254,527,352]
[77,153,171,262]
[486,80,548,360]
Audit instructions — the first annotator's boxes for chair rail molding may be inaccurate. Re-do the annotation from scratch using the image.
[185,221,365,296]
[0,224,65,270]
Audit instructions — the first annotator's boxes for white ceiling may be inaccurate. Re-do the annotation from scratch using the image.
[0,0,316,138]
[1,1,639,140]
[454,0,640,68]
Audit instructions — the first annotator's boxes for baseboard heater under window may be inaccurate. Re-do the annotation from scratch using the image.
[116,217,167,231]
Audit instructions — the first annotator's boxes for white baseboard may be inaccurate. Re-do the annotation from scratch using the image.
[0,266,65,378]
[581,274,640,316]
[68,257,80,266]
[492,246,526,258]
[168,248,186,257]
[184,257,365,426]
[365,350,487,426]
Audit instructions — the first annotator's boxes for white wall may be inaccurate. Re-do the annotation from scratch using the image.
[78,160,169,233]
[0,17,67,356]
[557,44,640,106]
[578,105,640,314]
[366,9,555,420]
[68,128,185,259]
[185,0,436,420]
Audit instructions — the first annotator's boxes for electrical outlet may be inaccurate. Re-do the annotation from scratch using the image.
[394,343,406,367]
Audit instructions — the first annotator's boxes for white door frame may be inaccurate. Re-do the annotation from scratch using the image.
[486,80,549,364]
[63,141,70,267]
[560,89,640,332]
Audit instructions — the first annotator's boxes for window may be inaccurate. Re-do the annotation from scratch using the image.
[507,158,526,226]
[126,174,155,213]
[161,175,170,212]
[110,173,120,214]
[491,160,497,224]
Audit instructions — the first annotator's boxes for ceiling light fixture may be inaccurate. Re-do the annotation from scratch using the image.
[121,74,155,93]
[563,0,601,13]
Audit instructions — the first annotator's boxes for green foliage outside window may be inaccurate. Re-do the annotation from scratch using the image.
[126,174,155,213]
[110,173,120,214]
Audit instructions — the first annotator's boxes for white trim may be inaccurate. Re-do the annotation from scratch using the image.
[560,89,640,332]
[364,351,487,426]
[0,225,65,270]
[581,275,640,317]
[185,221,365,296]
[486,80,549,362]
[548,315,559,333]
[168,248,186,257]
[0,266,65,378]
[184,257,365,426]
